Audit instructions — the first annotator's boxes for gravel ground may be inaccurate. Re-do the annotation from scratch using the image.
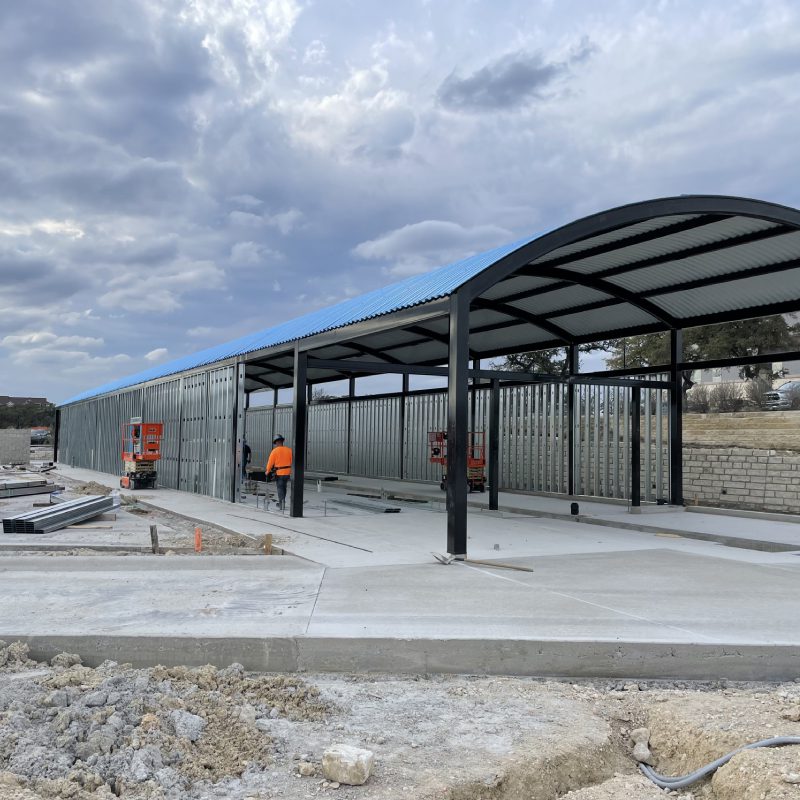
[1,642,799,800]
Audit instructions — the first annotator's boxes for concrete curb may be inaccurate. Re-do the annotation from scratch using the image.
[9,635,800,681]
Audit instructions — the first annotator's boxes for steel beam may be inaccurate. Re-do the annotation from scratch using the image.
[399,373,409,479]
[347,376,355,475]
[567,345,578,496]
[669,329,684,505]
[488,378,500,511]
[631,387,641,509]
[290,346,308,518]
[447,293,469,557]
[232,362,246,502]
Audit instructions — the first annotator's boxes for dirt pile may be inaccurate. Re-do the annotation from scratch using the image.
[0,652,330,799]
[1,653,799,799]
[71,483,112,497]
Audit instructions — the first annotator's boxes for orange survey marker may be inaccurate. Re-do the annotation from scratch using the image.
[194,526,202,552]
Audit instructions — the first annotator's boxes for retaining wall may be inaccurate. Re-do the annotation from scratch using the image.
[683,445,800,514]
[0,429,29,465]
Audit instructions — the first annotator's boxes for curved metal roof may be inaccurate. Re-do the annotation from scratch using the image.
[61,195,800,404]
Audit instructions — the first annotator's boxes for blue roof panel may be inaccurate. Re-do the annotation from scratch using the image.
[59,234,538,405]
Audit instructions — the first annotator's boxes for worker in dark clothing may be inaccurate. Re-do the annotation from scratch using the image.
[265,434,292,511]
[242,439,251,481]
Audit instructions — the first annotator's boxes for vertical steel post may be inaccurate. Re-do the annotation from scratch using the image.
[271,388,278,446]
[307,382,313,404]
[232,363,246,502]
[631,386,641,509]
[399,373,409,479]
[447,292,469,557]
[347,375,356,475]
[470,358,479,434]
[489,378,500,511]
[669,329,684,505]
[566,344,578,495]
[291,346,308,517]
[53,408,61,464]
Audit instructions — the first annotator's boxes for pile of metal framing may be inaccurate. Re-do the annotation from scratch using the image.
[0,476,62,498]
[2,495,118,534]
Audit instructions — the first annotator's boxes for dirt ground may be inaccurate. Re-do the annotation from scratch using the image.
[0,641,798,800]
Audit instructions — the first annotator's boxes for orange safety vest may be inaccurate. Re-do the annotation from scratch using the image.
[266,445,293,477]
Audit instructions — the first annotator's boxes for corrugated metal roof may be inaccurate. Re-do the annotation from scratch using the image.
[60,234,538,405]
[58,196,800,406]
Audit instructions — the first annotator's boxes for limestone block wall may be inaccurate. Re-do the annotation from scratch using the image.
[0,429,30,465]
[683,445,800,514]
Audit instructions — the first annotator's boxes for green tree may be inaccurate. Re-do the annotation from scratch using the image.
[498,343,611,376]
[0,402,56,430]
[605,317,798,381]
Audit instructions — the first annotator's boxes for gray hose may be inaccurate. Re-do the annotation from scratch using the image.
[639,735,800,790]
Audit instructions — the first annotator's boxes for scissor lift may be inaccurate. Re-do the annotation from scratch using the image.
[120,419,163,489]
[428,430,486,493]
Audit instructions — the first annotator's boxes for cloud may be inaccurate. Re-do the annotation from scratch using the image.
[437,51,567,112]
[353,220,513,276]
[1,332,103,349]
[144,347,168,362]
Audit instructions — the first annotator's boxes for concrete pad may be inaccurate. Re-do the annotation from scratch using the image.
[0,555,325,636]
[8,464,795,680]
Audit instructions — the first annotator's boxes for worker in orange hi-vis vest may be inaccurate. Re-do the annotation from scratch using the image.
[265,434,293,511]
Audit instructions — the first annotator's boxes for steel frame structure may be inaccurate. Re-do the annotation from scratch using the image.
[57,196,800,559]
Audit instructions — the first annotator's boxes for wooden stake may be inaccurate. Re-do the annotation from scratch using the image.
[263,533,272,555]
[149,524,159,554]
[194,526,202,552]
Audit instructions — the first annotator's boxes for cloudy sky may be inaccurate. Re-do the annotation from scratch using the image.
[2,0,800,402]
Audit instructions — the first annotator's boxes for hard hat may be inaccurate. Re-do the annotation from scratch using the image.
[273,434,285,443]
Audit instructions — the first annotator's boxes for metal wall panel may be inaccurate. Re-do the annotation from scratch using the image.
[349,396,401,478]
[307,403,348,474]
[58,402,96,469]
[205,366,236,500]
[245,407,273,470]
[404,393,447,481]
[571,378,669,501]
[142,379,182,489]
[179,372,207,495]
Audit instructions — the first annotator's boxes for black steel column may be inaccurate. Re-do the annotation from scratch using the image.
[631,386,641,510]
[291,347,308,517]
[271,388,278,446]
[53,408,61,464]
[470,358,479,434]
[399,373,409,479]
[669,328,684,505]
[566,344,578,496]
[488,378,500,511]
[346,376,355,475]
[232,362,246,502]
[307,382,313,404]
[446,292,469,557]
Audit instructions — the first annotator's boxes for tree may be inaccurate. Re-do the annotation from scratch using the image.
[0,402,55,430]
[604,317,799,382]
[497,343,612,376]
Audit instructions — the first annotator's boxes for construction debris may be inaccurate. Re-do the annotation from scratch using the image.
[2,495,119,534]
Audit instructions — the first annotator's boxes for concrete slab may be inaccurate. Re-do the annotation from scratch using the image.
[4,464,794,679]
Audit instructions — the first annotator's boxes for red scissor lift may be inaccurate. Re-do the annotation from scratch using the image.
[120,420,163,489]
[428,430,486,493]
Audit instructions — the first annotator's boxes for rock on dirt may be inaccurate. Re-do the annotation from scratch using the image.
[322,744,374,785]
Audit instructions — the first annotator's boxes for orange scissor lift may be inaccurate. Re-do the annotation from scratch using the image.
[120,420,163,490]
[428,430,486,493]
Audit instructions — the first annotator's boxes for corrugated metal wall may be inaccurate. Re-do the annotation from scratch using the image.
[244,383,668,500]
[59,366,236,501]
[61,375,669,504]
